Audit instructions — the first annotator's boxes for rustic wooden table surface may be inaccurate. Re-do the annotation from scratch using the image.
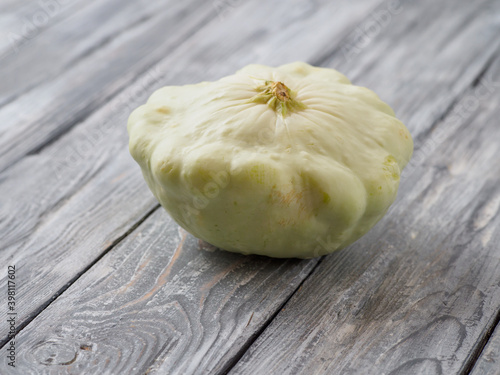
[1,0,500,374]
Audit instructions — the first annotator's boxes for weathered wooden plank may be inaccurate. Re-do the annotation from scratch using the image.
[0,0,216,173]
[471,320,500,375]
[229,38,500,375]
[0,0,183,103]
[0,0,94,57]
[3,210,319,374]
[1,1,499,374]
[0,0,384,349]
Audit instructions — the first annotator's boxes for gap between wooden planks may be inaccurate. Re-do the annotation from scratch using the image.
[471,313,500,375]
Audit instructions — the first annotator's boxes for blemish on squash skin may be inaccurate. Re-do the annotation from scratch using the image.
[156,106,170,114]
[272,189,304,206]
[383,155,400,180]
[278,218,295,227]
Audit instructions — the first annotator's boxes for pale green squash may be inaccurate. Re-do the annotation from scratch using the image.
[127,62,413,258]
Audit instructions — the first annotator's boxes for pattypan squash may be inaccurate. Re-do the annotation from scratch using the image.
[127,62,413,258]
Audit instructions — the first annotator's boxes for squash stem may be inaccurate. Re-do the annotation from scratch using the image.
[249,80,306,117]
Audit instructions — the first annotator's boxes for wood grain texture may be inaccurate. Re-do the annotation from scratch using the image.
[471,321,500,375]
[0,0,94,60]
[1,0,499,373]
[229,16,500,375]
[0,0,217,173]
[0,0,189,103]
[2,210,318,375]
[0,0,384,350]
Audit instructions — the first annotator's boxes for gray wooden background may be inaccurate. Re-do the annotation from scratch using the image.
[1,0,500,374]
